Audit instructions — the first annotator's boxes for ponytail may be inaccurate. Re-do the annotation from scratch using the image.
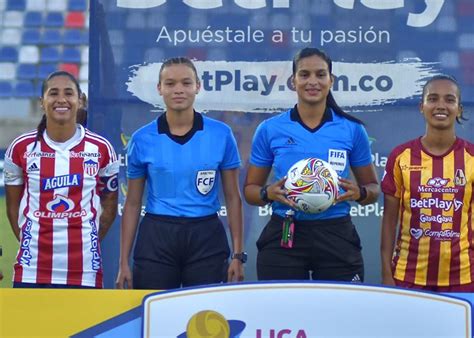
[327,91,364,125]
[33,114,47,149]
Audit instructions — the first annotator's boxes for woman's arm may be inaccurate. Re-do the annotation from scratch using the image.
[98,189,118,240]
[115,177,145,289]
[244,165,295,208]
[380,194,400,285]
[5,185,23,241]
[221,168,244,282]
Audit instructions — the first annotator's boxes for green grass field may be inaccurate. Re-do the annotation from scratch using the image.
[0,196,18,288]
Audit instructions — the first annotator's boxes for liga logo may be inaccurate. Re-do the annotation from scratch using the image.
[177,310,246,338]
[196,170,216,195]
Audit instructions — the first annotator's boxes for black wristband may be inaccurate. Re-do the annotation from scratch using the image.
[355,185,367,203]
[259,184,272,204]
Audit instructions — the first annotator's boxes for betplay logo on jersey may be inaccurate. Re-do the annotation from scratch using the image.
[196,170,216,195]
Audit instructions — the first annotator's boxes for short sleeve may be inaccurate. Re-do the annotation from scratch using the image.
[4,140,24,185]
[3,155,23,185]
[98,140,120,178]
[349,124,373,167]
[126,134,146,179]
[220,128,241,170]
[249,121,273,167]
[381,149,402,198]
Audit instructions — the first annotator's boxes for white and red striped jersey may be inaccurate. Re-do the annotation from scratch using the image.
[4,125,119,287]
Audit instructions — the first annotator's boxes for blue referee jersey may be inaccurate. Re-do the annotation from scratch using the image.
[127,112,241,217]
[250,106,372,220]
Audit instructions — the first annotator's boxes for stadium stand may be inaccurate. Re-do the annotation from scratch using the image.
[22,29,41,44]
[62,47,81,63]
[18,46,40,63]
[0,82,13,97]
[24,11,43,26]
[65,11,84,28]
[0,63,16,80]
[0,46,18,62]
[40,47,60,63]
[17,63,37,80]
[38,63,56,79]
[7,0,26,12]
[41,29,62,45]
[26,0,47,12]
[14,81,36,97]
[44,11,64,27]
[0,0,89,147]
[68,0,87,12]
[59,62,78,77]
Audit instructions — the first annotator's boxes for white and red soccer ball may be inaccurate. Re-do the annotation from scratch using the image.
[285,158,339,213]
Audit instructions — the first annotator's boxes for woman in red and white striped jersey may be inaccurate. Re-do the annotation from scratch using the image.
[4,71,119,288]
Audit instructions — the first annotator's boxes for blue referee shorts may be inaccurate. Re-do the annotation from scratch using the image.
[133,213,230,290]
[256,214,364,282]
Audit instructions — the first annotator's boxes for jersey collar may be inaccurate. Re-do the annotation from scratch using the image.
[290,104,333,133]
[42,124,85,151]
[157,110,203,145]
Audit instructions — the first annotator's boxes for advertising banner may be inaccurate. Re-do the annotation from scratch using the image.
[0,285,471,337]
[89,0,474,287]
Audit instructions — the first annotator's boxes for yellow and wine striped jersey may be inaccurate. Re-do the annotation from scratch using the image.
[382,137,474,286]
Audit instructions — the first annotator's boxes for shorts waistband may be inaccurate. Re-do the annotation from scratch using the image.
[271,214,351,226]
[144,212,218,224]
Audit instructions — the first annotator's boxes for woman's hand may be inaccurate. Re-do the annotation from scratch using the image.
[267,177,297,209]
[336,177,362,202]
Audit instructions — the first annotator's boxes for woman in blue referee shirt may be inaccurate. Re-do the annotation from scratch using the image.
[116,57,245,289]
[244,47,380,282]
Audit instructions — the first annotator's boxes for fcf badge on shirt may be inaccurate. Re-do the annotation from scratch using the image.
[328,149,347,172]
[196,170,216,195]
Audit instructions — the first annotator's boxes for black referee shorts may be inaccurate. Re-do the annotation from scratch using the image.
[133,213,230,290]
[256,214,364,282]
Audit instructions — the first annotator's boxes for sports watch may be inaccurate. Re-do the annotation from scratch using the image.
[231,252,248,263]
[259,184,272,204]
[355,185,367,203]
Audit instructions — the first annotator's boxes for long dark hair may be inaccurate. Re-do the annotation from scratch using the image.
[422,74,467,124]
[158,56,200,84]
[292,47,363,125]
[35,71,82,147]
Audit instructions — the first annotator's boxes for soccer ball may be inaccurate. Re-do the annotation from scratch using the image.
[284,158,339,213]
